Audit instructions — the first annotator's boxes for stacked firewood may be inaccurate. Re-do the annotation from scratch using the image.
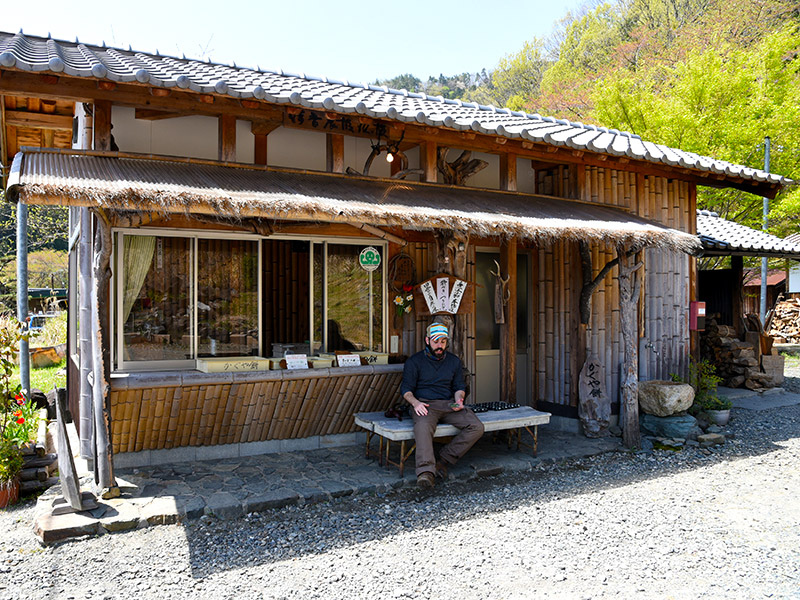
[700,319,775,389]
[19,409,58,495]
[767,298,800,343]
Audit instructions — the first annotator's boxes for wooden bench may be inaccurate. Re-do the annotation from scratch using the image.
[354,406,551,476]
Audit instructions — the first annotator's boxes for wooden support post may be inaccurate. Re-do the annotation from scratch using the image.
[500,153,517,191]
[732,255,744,337]
[251,120,280,166]
[218,114,236,162]
[420,141,437,183]
[90,210,117,493]
[253,135,267,165]
[618,246,643,450]
[326,133,345,174]
[500,238,517,404]
[92,100,112,151]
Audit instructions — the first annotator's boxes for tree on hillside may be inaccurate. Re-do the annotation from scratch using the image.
[0,193,69,301]
[465,41,550,110]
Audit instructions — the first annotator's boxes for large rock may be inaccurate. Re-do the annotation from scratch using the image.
[640,413,701,439]
[638,380,695,416]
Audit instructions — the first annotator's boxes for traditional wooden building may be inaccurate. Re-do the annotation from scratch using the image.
[0,31,791,488]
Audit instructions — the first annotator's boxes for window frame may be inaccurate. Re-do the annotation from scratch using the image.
[112,228,387,372]
[113,227,263,372]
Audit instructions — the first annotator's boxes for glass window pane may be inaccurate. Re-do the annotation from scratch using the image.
[122,235,192,362]
[325,244,383,352]
[197,239,259,357]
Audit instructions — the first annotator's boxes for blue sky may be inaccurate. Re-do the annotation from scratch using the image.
[4,0,589,83]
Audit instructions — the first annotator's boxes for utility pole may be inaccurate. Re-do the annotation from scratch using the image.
[759,136,771,325]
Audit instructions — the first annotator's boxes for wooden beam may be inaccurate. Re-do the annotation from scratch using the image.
[218,114,236,162]
[4,110,73,130]
[93,100,112,151]
[500,153,517,191]
[326,133,344,174]
[135,108,192,120]
[500,238,518,405]
[419,141,437,183]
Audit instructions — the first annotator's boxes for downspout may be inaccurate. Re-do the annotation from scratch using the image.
[79,209,94,458]
[16,201,30,393]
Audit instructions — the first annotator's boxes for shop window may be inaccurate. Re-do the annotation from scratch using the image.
[116,232,260,370]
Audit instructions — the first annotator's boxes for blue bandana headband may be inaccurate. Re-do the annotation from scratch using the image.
[427,323,449,342]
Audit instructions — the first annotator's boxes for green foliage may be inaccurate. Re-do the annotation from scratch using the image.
[678,358,733,413]
[29,311,67,349]
[466,41,550,110]
[0,439,23,483]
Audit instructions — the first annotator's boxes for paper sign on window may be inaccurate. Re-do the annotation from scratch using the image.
[285,354,309,370]
[337,354,361,367]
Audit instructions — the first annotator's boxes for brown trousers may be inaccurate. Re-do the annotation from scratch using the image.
[411,399,485,476]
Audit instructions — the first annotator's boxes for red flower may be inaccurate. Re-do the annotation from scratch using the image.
[402,284,413,292]
[13,410,21,417]
[16,417,24,425]
[16,398,24,406]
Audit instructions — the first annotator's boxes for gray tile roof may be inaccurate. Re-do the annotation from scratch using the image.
[696,210,800,259]
[0,30,791,189]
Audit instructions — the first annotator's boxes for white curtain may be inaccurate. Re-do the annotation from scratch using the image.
[122,235,156,325]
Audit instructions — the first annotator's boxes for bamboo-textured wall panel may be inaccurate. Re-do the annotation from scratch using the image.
[533,169,691,408]
[109,367,403,454]
[536,239,578,406]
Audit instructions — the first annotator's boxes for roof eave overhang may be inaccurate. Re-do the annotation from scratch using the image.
[0,67,789,199]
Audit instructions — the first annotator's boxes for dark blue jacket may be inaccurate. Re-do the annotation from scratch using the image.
[400,350,465,400]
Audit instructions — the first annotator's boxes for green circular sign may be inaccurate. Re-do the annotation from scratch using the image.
[359,246,381,272]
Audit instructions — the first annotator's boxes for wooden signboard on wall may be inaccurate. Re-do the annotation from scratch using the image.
[413,273,475,316]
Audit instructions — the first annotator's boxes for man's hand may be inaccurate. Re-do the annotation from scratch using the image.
[450,397,464,411]
[412,400,429,416]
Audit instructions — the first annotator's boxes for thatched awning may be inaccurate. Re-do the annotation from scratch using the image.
[7,149,700,252]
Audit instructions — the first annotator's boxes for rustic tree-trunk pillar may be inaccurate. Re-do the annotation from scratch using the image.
[218,114,236,162]
[500,238,517,404]
[420,142,438,183]
[433,230,469,358]
[92,100,112,151]
[618,246,643,449]
[90,210,116,494]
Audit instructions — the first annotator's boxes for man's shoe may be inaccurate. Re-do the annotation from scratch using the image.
[417,472,435,489]
[435,460,449,480]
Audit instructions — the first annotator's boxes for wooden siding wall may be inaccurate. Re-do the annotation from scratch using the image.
[404,241,477,392]
[110,368,402,453]
[534,168,691,409]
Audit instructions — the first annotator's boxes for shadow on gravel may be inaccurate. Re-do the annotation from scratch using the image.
[181,403,799,580]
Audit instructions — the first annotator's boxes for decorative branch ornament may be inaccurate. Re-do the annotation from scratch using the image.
[345,131,423,179]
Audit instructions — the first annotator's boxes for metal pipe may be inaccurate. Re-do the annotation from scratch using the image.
[760,136,770,324]
[16,201,30,393]
[79,208,94,458]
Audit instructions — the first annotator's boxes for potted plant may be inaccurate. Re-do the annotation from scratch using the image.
[701,395,733,426]
[0,317,37,508]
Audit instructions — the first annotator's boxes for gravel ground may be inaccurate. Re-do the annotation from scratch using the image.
[2,392,799,599]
